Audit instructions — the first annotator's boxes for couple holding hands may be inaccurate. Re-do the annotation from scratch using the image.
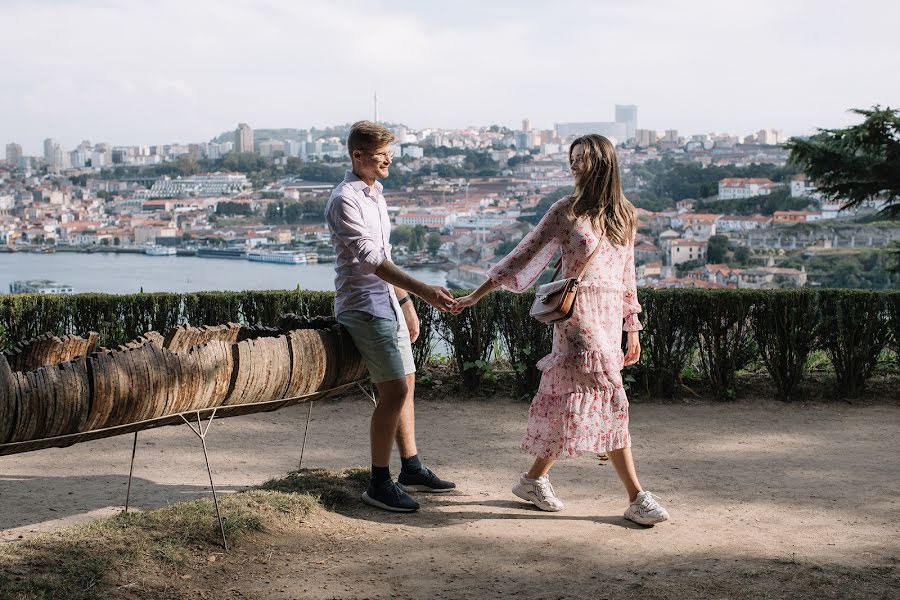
[324,121,668,526]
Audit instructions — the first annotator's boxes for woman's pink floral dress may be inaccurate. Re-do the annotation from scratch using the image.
[487,197,642,459]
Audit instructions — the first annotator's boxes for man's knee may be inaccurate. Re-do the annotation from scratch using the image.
[375,377,409,406]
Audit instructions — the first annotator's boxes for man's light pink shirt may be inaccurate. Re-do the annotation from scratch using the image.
[324,170,400,320]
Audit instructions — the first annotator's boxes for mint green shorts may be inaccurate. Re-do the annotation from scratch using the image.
[336,310,416,383]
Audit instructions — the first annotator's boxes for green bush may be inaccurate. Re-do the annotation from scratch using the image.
[436,292,497,388]
[410,297,438,371]
[494,290,553,396]
[688,290,756,400]
[886,292,900,371]
[637,289,697,397]
[749,289,819,401]
[817,290,890,396]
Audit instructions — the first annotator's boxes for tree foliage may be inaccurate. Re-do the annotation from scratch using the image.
[787,106,900,216]
[265,199,328,224]
[696,188,809,216]
[629,158,797,211]
[215,201,254,217]
[707,235,729,263]
[426,233,442,256]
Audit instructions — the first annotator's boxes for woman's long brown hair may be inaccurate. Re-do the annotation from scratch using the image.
[568,134,636,246]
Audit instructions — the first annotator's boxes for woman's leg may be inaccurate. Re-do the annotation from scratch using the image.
[607,447,642,502]
[514,456,564,511]
[610,446,669,524]
[526,457,556,479]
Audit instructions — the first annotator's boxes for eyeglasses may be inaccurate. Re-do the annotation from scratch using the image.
[371,151,394,161]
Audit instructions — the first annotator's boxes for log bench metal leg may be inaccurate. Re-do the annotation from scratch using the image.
[298,382,375,470]
[179,408,228,550]
[123,431,139,513]
[121,416,227,550]
[356,382,376,406]
[298,400,314,470]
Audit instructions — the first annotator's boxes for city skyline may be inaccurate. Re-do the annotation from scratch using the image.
[3,0,898,154]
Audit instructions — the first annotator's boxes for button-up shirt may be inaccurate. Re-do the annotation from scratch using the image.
[325,170,400,320]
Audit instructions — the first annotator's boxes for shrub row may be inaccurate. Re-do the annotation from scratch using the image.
[425,288,899,400]
[2,289,898,400]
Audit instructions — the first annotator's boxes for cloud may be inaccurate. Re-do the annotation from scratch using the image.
[2,0,898,153]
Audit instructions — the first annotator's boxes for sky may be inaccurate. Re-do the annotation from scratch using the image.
[2,0,899,154]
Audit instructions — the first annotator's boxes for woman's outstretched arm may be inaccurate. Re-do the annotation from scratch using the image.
[485,198,568,292]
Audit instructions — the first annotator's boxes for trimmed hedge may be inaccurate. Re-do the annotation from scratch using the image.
[817,290,890,396]
[749,289,819,402]
[1,288,897,400]
[436,293,498,388]
[637,289,696,398]
[494,290,553,396]
[0,291,334,351]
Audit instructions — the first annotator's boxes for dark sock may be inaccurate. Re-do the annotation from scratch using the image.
[370,465,391,485]
[401,454,422,474]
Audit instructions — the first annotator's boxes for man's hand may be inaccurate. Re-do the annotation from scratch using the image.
[401,300,420,343]
[373,261,457,313]
[623,330,641,366]
[423,285,457,313]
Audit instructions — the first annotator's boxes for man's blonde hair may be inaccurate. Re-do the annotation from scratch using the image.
[347,121,395,156]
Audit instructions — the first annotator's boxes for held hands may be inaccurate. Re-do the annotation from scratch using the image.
[623,330,641,366]
[450,293,479,315]
[424,285,458,313]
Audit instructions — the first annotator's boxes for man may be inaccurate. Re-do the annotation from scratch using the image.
[325,120,458,512]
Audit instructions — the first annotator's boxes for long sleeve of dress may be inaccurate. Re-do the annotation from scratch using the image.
[487,199,566,292]
[622,236,643,331]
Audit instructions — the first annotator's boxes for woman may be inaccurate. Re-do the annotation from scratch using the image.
[456,135,669,525]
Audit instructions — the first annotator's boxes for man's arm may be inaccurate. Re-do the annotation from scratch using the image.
[376,260,456,312]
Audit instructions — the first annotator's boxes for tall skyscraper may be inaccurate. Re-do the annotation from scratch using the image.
[5,143,22,165]
[522,118,531,132]
[234,123,254,154]
[615,104,638,142]
[43,138,65,171]
[43,138,57,162]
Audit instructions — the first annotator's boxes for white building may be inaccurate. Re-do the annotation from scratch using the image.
[149,173,249,198]
[402,145,424,159]
[394,211,455,228]
[669,239,707,266]
[717,215,772,232]
[718,178,780,200]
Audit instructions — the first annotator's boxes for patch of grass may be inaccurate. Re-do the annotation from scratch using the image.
[259,467,369,511]
[0,469,360,600]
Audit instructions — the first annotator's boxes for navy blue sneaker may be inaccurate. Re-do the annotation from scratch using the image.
[398,466,457,493]
[361,479,420,512]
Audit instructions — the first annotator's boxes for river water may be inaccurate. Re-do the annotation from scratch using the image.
[0,252,448,295]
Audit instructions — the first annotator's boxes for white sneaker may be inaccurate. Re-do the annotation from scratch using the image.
[624,490,669,525]
[512,473,564,512]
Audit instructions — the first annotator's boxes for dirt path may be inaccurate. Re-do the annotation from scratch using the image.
[2,393,898,598]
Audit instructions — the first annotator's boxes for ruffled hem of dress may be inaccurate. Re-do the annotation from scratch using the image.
[536,350,623,374]
[521,430,631,459]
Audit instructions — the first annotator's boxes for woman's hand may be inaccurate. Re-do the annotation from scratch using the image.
[623,330,641,366]
[451,294,480,314]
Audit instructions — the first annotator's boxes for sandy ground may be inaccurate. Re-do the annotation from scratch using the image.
[1,390,898,598]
